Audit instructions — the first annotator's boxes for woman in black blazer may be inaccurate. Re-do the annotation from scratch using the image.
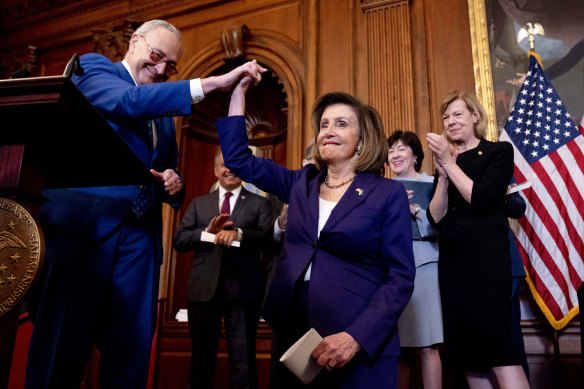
[427,90,530,389]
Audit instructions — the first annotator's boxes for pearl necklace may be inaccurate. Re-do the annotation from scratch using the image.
[324,175,355,189]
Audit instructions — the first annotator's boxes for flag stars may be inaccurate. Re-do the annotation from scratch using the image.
[527,110,533,116]
[537,102,543,109]
[544,134,550,141]
[554,138,560,144]
[534,131,541,137]
[546,87,553,93]
[518,108,525,115]
[554,119,561,125]
[524,128,531,135]
[532,141,539,148]
[528,101,535,107]
[555,109,562,115]
[531,150,538,157]
[543,144,549,151]
[523,139,530,145]
[545,125,551,131]
[565,121,573,127]
[536,112,543,118]
[535,122,541,128]
[564,131,571,137]
[519,98,526,105]
[525,120,532,127]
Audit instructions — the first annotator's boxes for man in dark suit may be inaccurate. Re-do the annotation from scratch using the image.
[174,151,273,389]
[25,19,265,389]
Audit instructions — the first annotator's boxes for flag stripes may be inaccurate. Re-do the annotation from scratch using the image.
[500,53,584,329]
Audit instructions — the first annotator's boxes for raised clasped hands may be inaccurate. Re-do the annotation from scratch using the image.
[150,169,183,196]
[206,214,237,247]
[426,133,459,177]
[311,331,361,371]
[218,59,268,91]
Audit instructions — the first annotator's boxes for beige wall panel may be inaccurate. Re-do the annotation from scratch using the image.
[317,0,354,95]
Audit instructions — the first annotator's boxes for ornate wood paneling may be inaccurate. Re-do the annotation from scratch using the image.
[1,1,581,388]
[360,0,415,136]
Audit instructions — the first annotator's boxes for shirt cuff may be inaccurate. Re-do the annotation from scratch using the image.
[273,219,284,241]
[237,228,243,241]
[190,78,205,104]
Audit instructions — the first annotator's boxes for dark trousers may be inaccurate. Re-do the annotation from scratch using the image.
[187,285,259,389]
[26,213,159,389]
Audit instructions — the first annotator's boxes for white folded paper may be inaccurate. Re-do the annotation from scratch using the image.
[200,231,240,247]
[507,180,532,195]
[175,309,188,322]
[279,328,323,384]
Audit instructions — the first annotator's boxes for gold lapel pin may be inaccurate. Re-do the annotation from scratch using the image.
[356,188,364,196]
[478,151,483,155]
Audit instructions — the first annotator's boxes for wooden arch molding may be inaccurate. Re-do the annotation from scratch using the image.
[177,28,306,169]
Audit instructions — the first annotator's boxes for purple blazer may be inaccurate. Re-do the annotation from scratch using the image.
[216,116,415,360]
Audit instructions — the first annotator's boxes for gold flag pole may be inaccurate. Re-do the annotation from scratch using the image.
[517,22,545,53]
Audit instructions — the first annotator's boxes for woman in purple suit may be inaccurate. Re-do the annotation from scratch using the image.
[215,76,415,389]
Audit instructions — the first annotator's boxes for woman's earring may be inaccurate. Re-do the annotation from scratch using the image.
[357,143,363,155]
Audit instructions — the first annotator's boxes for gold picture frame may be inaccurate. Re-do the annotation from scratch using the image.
[467,0,498,142]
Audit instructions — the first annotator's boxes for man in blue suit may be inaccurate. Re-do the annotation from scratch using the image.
[25,19,265,389]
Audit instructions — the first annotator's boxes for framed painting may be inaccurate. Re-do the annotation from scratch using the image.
[468,0,584,140]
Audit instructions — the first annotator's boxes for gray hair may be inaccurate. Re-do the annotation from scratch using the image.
[134,19,182,44]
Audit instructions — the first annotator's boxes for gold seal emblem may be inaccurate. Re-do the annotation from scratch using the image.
[0,198,43,317]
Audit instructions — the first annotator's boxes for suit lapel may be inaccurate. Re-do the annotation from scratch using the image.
[230,187,248,221]
[115,61,134,84]
[307,169,326,232]
[206,190,220,216]
[320,172,375,234]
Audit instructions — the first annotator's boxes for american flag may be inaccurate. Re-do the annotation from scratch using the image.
[499,53,584,330]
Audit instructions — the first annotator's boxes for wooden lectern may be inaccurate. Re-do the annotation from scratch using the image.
[0,75,154,387]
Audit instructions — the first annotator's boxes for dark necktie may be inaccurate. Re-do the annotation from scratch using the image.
[221,192,233,215]
[132,185,151,218]
[131,121,154,218]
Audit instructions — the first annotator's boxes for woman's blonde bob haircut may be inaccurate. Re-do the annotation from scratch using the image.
[310,92,387,176]
[440,89,488,142]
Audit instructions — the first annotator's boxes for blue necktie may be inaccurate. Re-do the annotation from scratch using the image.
[131,121,154,218]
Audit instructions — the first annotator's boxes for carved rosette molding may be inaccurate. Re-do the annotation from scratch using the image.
[467,0,498,141]
[0,46,39,79]
[92,20,141,62]
[360,0,415,138]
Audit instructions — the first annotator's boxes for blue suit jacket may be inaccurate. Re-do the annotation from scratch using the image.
[216,116,415,360]
[40,53,191,261]
[507,193,527,277]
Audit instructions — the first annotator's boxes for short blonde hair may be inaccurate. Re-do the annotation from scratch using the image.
[440,89,487,141]
[311,92,387,176]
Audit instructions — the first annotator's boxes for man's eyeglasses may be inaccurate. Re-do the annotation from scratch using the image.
[140,35,178,76]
